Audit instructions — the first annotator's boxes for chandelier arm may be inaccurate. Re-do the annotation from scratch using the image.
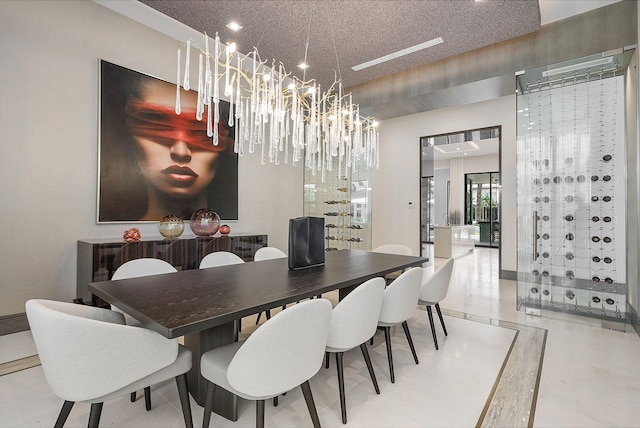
[175,30,380,182]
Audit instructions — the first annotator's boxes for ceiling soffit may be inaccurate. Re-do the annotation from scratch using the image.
[352,0,636,120]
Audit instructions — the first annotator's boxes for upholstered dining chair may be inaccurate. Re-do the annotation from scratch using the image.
[253,246,287,261]
[25,299,193,428]
[373,267,423,383]
[325,277,386,424]
[111,258,177,282]
[253,247,288,323]
[372,244,413,256]
[199,251,245,269]
[199,251,245,334]
[200,299,332,428]
[372,244,413,284]
[418,258,455,350]
[111,257,178,408]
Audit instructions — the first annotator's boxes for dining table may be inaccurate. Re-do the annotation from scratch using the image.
[88,249,428,421]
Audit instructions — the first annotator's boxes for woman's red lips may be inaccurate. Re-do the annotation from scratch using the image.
[162,165,198,186]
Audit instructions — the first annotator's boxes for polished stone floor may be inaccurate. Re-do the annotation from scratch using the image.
[1,248,639,427]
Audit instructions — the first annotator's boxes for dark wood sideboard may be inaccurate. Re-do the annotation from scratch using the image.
[77,234,268,304]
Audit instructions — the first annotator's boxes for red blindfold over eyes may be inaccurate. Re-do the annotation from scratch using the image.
[125,99,233,154]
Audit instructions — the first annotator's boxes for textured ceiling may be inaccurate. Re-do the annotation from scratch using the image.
[138,0,541,91]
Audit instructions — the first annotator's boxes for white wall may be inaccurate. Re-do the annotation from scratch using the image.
[462,154,500,173]
[0,1,303,315]
[373,96,516,272]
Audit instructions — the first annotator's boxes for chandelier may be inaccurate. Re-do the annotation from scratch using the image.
[174,33,379,182]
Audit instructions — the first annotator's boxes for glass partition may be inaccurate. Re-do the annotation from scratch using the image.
[515,51,630,321]
[304,153,372,251]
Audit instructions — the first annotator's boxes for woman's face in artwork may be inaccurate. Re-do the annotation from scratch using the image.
[126,79,222,199]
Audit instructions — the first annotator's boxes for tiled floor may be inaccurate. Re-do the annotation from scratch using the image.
[1,248,639,427]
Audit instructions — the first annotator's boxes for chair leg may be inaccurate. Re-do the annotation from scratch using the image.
[256,400,266,428]
[325,351,330,369]
[273,390,288,407]
[130,391,136,402]
[426,306,439,350]
[382,326,395,383]
[401,321,419,365]
[256,310,272,325]
[202,381,215,428]
[359,343,380,394]
[175,374,193,428]
[54,400,74,428]
[87,403,103,428]
[335,352,348,424]
[144,386,151,411]
[435,303,448,336]
[301,380,322,428]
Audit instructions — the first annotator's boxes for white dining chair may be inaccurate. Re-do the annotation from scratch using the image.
[111,258,177,282]
[372,244,413,283]
[199,251,245,334]
[253,246,287,261]
[418,258,455,350]
[111,258,178,408]
[374,267,423,383]
[25,299,193,428]
[199,251,245,268]
[325,277,386,424]
[372,244,413,256]
[253,247,288,323]
[200,299,332,428]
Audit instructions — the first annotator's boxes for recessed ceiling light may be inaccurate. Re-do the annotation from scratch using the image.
[351,37,443,71]
[298,62,309,70]
[226,21,243,32]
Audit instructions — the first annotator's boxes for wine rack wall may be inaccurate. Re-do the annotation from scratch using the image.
[303,158,372,251]
[516,64,626,321]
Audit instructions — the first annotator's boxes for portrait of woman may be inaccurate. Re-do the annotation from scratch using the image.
[98,60,238,222]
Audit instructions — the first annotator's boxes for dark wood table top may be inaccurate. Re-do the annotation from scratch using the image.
[89,249,427,339]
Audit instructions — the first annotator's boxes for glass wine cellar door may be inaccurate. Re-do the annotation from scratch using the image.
[516,51,630,321]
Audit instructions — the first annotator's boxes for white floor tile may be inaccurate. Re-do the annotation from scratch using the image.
[1,247,639,427]
[0,331,36,364]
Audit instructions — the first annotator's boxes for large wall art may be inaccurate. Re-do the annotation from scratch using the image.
[98,60,238,223]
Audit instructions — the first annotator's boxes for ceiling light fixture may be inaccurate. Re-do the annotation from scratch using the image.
[542,56,613,77]
[173,32,380,183]
[433,141,480,154]
[225,21,242,32]
[351,37,444,71]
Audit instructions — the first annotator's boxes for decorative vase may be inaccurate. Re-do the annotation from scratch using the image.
[219,224,231,235]
[189,208,221,236]
[123,228,141,242]
[159,214,185,238]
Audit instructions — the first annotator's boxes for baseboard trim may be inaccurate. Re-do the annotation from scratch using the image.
[0,313,29,336]
[500,270,517,280]
[628,304,639,337]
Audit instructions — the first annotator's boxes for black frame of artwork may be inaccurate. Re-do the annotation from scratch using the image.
[97,60,238,223]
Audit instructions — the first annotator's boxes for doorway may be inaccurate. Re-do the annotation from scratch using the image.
[465,172,500,248]
[420,126,501,262]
